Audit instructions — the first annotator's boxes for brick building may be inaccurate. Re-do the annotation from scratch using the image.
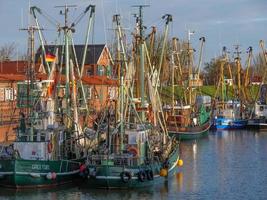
[0,44,117,143]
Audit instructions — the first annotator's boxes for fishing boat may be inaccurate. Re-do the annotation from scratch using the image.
[247,83,267,130]
[213,100,247,130]
[0,77,83,189]
[82,8,181,189]
[247,102,267,130]
[164,35,211,140]
[247,42,267,130]
[0,5,97,188]
[165,104,211,140]
[212,46,247,130]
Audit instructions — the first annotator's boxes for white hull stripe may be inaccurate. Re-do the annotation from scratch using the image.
[169,156,179,172]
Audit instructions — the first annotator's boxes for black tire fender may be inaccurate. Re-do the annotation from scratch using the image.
[138,170,146,182]
[120,171,131,183]
[146,169,154,180]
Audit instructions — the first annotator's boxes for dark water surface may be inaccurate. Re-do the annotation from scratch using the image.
[1,130,267,200]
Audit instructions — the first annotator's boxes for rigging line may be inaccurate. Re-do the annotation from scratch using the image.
[91,12,95,45]
[41,10,60,27]
[146,17,163,29]
[72,6,77,21]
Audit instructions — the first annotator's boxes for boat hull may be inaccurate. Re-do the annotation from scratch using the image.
[213,117,247,130]
[168,121,211,140]
[0,159,82,188]
[84,145,179,189]
[247,119,267,130]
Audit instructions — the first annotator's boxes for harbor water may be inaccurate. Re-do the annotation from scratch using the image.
[1,130,267,200]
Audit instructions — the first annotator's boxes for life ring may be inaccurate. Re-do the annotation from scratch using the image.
[120,171,132,183]
[47,142,53,153]
[146,170,154,181]
[127,146,138,157]
[137,170,146,182]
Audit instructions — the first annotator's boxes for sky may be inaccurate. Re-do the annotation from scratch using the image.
[0,0,267,66]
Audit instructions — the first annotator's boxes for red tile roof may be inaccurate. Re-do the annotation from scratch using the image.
[0,61,118,86]
[0,61,27,75]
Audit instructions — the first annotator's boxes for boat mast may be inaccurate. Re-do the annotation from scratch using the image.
[187,30,194,105]
[234,45,242,101]
[60,5,73,123]
[20,25,38,141]
[233,45,243,117]
[113,14,126,153]
[80,5,95,76]
[133,5,149,121]
[196,37,206,79]
[244,47,253,102]
[171,52,175,115]
[154,14,172,93]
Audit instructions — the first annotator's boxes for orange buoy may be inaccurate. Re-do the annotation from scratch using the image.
[160,168,168,177]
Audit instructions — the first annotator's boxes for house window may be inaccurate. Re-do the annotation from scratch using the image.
[4,88,14,101]
[86,66,94,76]
[97,66,105,76]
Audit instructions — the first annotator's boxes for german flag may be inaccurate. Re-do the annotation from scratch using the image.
[45,53,56,62]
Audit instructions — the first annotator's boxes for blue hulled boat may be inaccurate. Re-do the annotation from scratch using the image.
[212,100,247,130]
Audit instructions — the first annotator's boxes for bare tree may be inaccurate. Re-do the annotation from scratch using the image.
[0,43,16,61]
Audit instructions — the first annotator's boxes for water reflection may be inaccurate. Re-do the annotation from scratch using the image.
[1,130,267,199]
[175,172,183,192]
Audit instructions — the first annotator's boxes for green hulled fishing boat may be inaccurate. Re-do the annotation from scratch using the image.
[82,9,181,189]
[166,105,210,140]
[0,5,98,188]
[85,124,180,189]
[0,79,83,188]
[164,35,211,140]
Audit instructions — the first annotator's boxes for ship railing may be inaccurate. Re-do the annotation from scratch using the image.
[59,159,81,172]
[87,154,146,167]
[87,154,161,167]
[17,132,48,142]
